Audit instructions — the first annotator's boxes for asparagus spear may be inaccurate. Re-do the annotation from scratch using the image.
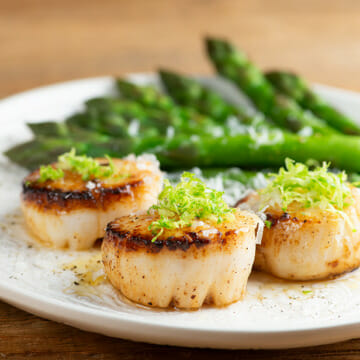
[116,79,174,111]
[28,121,116,142]
[117,79,256,132]
[116,79,216,126]
[205,37,338,135]
[116,79,238,136]
[68,98,168,137]
[194,134,360,172]
[7,128,360,173]
[153,131,360,170]
[4,131,135,170]
[4,138,73,170]
[85,97,173,131]
[28,95,231,160]
[27,122,71,137]
[159,69,275,130]
[265,71,360,135]
[8,119,138,170]
[159,69,243,121]
[67,96,225,138]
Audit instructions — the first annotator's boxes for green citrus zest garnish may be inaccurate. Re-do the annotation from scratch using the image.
[264,220,272,229]
[261,158,352,214]
[58,149,115,180]
[39,165,64,182]
[302,290,312,295]
[148,172,235,241]
[38,149,117,182]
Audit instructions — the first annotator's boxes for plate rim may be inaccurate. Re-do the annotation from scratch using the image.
[1,274,360,349]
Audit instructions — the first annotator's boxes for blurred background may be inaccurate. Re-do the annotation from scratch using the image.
[1,0,360,98]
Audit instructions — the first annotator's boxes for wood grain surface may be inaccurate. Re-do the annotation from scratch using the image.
[2,0,360,358]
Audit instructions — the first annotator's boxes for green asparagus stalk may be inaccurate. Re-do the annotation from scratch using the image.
[116,79,174,111]
[116,79,240,136]
[28,95,235,159]
[159,69,275,130]
[85,97,173,131]
[205,37,339,135]
[67,98,169,137]
[134,126,360,171]
[4,138,73,170]
[159,69,244,121]
[153,131,360,170]
[28,121,115,142]
[4,131,135,170]
[7,128,360,173]
[27,121,118,141]
[27,122,71,137]
[116,79,216,125]
[8,119,138,170]
[66,96,226,138]
[265,71,360,135]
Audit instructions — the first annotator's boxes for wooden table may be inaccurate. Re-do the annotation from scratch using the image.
[1,0,360,357]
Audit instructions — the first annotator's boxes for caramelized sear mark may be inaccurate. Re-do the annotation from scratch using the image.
[21,157,158,212]
[328,260,339,268]
[265,212,300,228]
[103,212,255,254]
[22,177,143,212]
[106,222,215,253]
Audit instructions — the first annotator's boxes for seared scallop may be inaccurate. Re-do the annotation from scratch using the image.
[239,160,360,281]
[21,153,162,250]
[102,210,260,309]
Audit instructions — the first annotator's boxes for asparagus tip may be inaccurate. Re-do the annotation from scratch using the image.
[204,36,231,56]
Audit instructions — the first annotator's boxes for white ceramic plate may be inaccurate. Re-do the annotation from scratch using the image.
[1,75,360,350]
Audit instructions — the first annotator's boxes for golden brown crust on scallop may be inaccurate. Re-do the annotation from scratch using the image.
[22,177,144,212]
[22,158,155,212]
[104,211,258,254]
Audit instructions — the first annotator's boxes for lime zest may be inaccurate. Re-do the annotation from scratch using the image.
[148,172,235,241]
[264,220,272,229]
[58,149,116,181]
[38,165,64,182]
[302,290,312,295]
[261,158,352,220]
[37,149,119,182]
